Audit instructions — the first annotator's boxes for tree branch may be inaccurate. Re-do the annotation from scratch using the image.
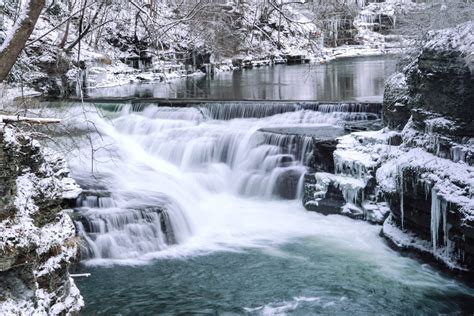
[1,115,61,124]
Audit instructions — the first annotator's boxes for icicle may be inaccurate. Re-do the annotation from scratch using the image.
[431,188,449,253]
[450,146,466,163]
[340,184,360,205]
[442,199,448,247]
[398,168,404,230]
[423,179,431,200]
[431,188,441,253]
[431,188,439,252]
[400,185,404,230]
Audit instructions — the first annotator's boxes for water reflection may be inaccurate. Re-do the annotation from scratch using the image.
[90,56,399,101]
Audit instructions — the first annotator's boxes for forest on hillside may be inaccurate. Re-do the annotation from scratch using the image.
[1,0,472,96]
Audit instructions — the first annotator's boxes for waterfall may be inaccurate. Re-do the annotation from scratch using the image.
[200,102,300,120]
[73,188,192,261]
[75,206,176,260]
[199,102,380,120]
[67,101,381,262]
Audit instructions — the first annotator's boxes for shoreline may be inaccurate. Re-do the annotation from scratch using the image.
[85,47,403,92]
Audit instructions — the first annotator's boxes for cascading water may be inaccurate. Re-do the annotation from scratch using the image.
[73,189,182,260]
[66,101,381,263]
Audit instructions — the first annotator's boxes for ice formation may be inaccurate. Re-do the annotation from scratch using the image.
[307,129,399,222]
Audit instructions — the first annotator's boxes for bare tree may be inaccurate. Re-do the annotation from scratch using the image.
[0,0,46,82]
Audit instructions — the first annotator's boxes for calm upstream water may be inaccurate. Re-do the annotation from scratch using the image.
[88,56,398,101]
[65,57,474,315]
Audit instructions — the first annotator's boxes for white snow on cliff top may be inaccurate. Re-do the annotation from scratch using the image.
[315,172,366,189]
[376,146,474,217]
[424,21,473,55]
[334,129,400,171]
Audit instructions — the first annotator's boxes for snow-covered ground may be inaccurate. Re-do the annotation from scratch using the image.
[0,0,440,94]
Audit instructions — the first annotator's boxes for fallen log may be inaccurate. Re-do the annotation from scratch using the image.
[0,115,61,124]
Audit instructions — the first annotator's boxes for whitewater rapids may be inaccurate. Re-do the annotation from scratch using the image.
[55,103,397,270]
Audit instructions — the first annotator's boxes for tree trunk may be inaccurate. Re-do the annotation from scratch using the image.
[277,10,282,49]
[0,0,46,82]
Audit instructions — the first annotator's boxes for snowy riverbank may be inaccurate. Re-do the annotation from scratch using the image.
[303,21,474,276]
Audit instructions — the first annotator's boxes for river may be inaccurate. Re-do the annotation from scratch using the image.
[65,56,474,315]
[88,56,398,101]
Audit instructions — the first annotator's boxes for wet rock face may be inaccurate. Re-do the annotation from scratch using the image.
[378,22,474,275]
[308,139,338,173]
[381,164,474,275]
[0,125,83,314]
[383,22,473,130]
[303,138,341,213]
[273,169,302,200]
[304,182,346,215]
[407,48,473,125]
[382,72,411,130]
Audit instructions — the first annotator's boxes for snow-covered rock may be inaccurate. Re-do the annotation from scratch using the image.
[384,21,474,130]
[382,72,411,130]
[407,21,473,123]
[303,129,398,224]
[0,124,83,315]
[378,22,474,275]
[303,23,473,274]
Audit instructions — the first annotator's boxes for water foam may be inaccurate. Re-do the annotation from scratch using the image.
[63,102,387,264]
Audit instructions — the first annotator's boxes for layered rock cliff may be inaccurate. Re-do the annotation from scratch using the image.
[380,21,473,275]
[303,21,473,276]
[0,124,83,314]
